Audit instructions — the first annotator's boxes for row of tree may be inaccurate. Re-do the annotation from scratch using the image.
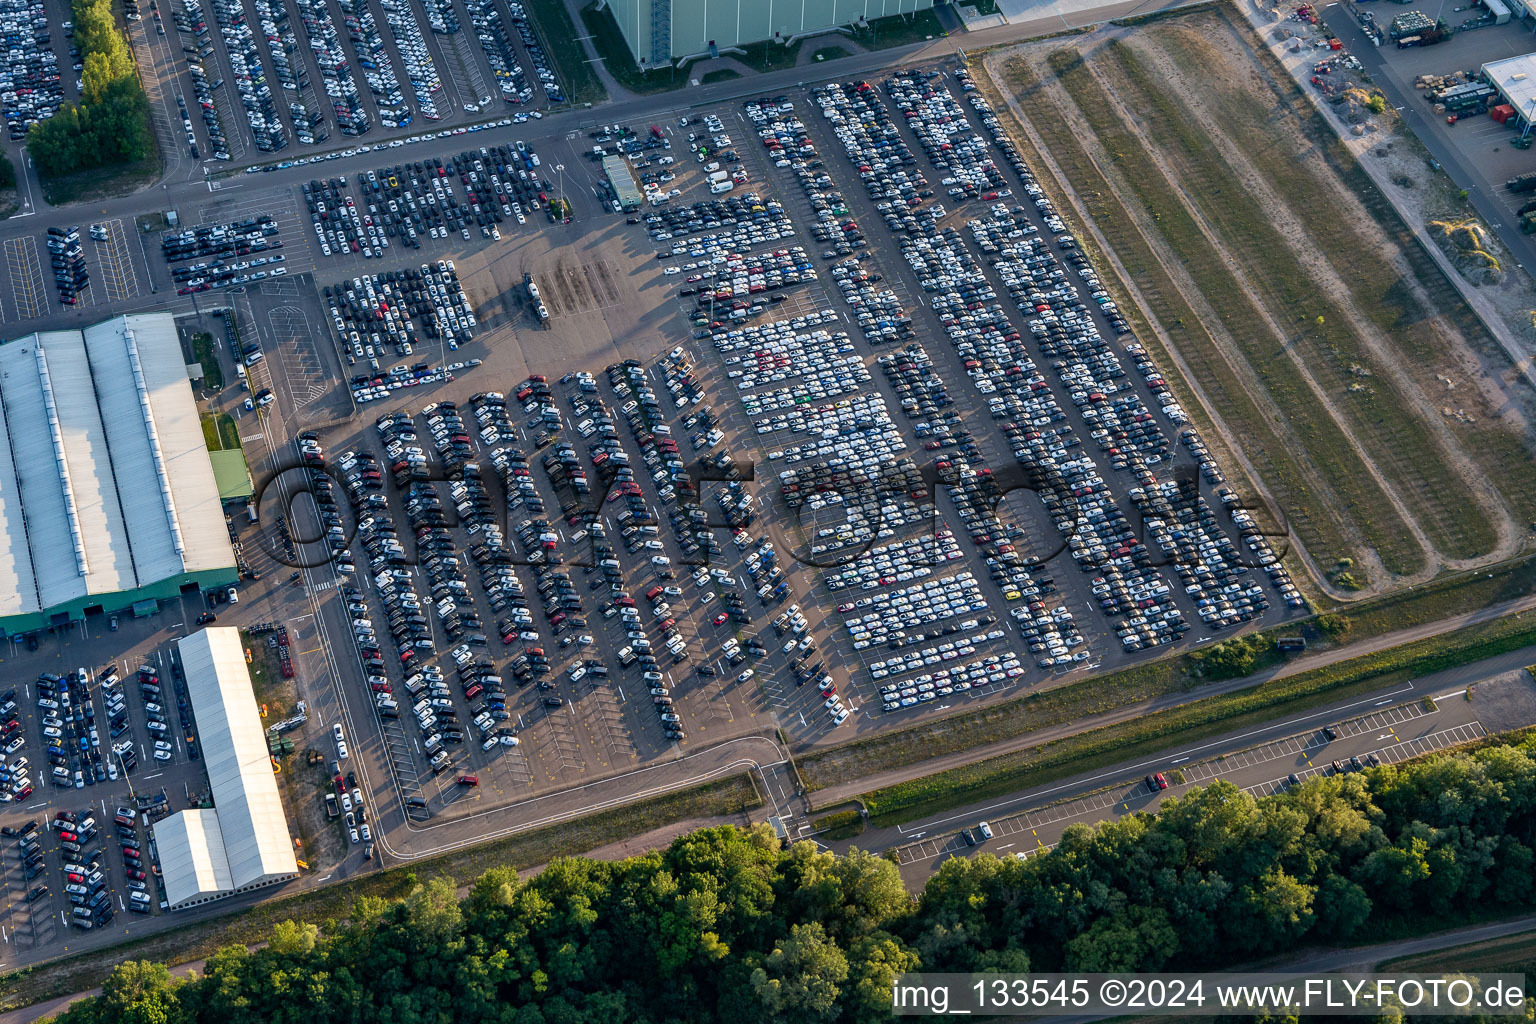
[48,737,1536,1024]
[27,0,153,177]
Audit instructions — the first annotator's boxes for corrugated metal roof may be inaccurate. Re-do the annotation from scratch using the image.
[45,330,137,601]
[118,314,233,577]
[0,314,236,622]
[0,360,39,618]
[0,334,87,610]
[82,318,184,585]
[152,809,233,908]
[1485,54,1536,126]
[178,628,298,890]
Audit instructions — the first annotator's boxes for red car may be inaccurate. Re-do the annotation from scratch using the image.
[125,868,146,881]
[712,612,729,626]
[456,775,479,787]
[57,830,76,843]
[15,785,31,800]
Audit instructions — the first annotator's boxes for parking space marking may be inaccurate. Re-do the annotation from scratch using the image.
[4,237,46,320]
[895,702,1467,866]
[94,219,141,303]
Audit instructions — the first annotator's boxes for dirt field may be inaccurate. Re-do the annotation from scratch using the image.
[981,4,1536,597]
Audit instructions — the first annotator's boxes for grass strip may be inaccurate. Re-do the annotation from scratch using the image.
[522,0,607,106]
[1381,928,1536,973]
[851,9,947,49]
[811,809,864,840]
[1044,46,1426,577]
[735,38,804,73]
[0,775,760,1012]
[860,611,1536,824]
[190,331,223,389]
[39,154,159,206]
[1157,13,1536,534]
[1096,37,1498,562]
[579,2,682,95]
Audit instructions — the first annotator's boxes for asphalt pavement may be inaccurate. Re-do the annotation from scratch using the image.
[832,645,1536,885]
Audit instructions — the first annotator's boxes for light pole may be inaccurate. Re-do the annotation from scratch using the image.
[554,163,567,219]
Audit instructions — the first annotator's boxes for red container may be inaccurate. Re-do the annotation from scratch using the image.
[1493,104,1516,124]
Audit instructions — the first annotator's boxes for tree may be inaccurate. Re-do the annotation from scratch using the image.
[84,960,187,1024]
[749,922,850,1023]
[1063,906,1179,972]
[267,920,318,956]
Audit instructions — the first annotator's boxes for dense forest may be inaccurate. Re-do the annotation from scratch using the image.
[48,736,1536,1024]
[27,0,154,177]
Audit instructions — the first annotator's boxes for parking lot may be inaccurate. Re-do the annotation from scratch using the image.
[112,0,565,179]
[0,57,1314,868]
[892,699,1490,876]
[0,589,223,954]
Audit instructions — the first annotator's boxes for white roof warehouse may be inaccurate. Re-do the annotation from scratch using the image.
[0,313,237,635]
[155,628,300,910]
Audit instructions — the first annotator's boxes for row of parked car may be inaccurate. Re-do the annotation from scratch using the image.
[337,0,411,131]
[206,0,289,152]
[177,0,235,159]
[294,0,370,136]
[46,225,88,306]
[0,0,62,141]
[738,94,1082,704]
[379,0,441,121]
[504,1,559,103]
[325,261,475,373]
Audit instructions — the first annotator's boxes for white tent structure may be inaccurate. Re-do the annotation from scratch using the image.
[155,628,299,909]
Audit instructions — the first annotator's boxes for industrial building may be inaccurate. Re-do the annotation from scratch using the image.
[600,0,933,66]
[603,154,645,210]
[0,313,237,637]
[155,628,300,910]
[1484,53,1536,133]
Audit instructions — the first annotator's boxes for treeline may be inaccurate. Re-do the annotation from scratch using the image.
[27,0,153,176]
[49,737,1536,1024]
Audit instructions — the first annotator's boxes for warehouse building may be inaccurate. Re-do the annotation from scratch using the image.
[155,628,300,910]
[603,154,645,210]
[1484,53,1536,132]
[601,0,932,66]
[0,313,237,637]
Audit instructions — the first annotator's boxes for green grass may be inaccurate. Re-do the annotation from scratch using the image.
[811,809,864,840]
[735,38,803,73]
[200,412,239,451]
[38,152,159,206]
[190,331,223,389]
[852,8,946,49]
[1148,15,1536,540]
[579,2,682,95]
[859,611,1536,824]
[1381,928,1536,976]
[0,775,761,1014]
[1095,38,1500,562]
[700,69,742,85]
[523,0,607,105]
[1041,48,1425,579]
[812,45,851,62]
